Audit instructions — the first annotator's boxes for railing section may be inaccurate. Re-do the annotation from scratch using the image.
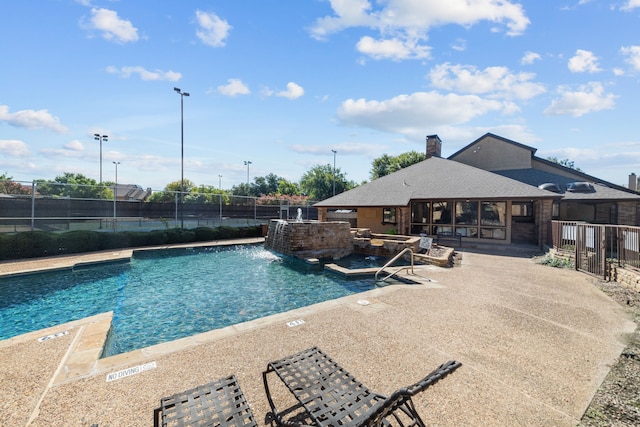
[551,220,640,278]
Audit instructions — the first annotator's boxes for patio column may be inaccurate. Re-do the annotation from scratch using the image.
[317,207,327,222]
[398,206,411,235]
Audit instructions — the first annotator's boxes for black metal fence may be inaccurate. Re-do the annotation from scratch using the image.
[0,181,318,233]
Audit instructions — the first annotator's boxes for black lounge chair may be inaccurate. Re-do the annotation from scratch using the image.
[262,347,461,427]
[156,374,257,427]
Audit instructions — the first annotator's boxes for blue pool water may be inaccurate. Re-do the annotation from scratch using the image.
[0,245,382,357]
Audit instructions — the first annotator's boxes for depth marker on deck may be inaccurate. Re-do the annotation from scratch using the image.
[287,319,305,327]
[38,331,69,342]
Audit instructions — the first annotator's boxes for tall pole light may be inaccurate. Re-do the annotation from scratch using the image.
[94,134,108,184]
[331,149,337,196]
[174,87,189,228]
[112,161,120,227]
[244,161,252,195]
[218,174,222,190]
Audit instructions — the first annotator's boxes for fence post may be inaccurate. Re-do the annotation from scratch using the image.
[219,194,223,226]
[31,181,36,231]
[174,192,178,228]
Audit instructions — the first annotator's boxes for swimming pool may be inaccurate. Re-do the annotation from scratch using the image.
[0,245,383,357]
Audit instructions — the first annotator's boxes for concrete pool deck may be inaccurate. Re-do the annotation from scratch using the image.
[0,239,637,426]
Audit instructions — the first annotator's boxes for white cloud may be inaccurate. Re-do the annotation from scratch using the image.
[428,63,546,100]
[521,51,541,65]
[620,45,640,71]
[544,82,616,117]
[621,0,640,11]
[0,105,68,133]
[195,10,232,47]
[568,49,602,73]
[356,36,430,60]
[276,82,305,99]
[337,91,504,135]
[106,66,182,81]
[217,78,250,96]
[86,8,139,43]
[309,0,530,61]
[0,140,31,157]
[451,38,467,52]
[64,140,85,151]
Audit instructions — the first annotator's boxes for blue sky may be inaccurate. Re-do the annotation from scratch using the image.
[1,0,640,191]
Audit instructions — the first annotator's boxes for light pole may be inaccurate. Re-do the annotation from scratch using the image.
[218,174,222,190]
[112,161,120,228]
[244,161,252,195]
[94,134,108,184]
[174,87,189,228]
[331,149,337,196]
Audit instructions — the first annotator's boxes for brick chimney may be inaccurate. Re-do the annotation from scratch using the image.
[629,173,638,191]
[426,134,442,158]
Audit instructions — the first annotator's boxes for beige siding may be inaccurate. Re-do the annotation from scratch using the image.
[452,135,532,171]
[356,207,388,233]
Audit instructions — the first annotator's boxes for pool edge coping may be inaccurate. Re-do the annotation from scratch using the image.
[48,279,442,386]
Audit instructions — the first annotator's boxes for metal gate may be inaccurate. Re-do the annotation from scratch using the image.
[575,223,606,277]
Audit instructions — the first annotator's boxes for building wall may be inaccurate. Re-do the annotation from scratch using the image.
[618,201,639,226]
[531,158,586,179]
[451,135,532,171]
[356,207,389,234]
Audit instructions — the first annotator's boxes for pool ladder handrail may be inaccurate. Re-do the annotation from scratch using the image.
[374,248,414,283]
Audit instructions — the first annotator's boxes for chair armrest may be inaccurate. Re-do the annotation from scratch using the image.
[407,360,461,395]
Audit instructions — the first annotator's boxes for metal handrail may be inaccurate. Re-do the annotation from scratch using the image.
[375,248,414,282]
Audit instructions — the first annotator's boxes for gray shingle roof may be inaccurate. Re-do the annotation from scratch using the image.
[315,156,560,207]
[495,169,640,201]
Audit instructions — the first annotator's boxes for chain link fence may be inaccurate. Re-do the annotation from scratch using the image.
[0,180,318,233]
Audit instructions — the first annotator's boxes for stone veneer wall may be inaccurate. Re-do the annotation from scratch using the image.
[264,219,353,259]
[608,264,640,292]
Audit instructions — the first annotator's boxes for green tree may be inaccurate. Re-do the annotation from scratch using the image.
[547,157,582,172]
[0,174,31,195]
[277,178,301,196]
[252,173,281,196]
[35,173,113,199]
[147,179,196,203]
[185,184,230,204]
[299,164,356,201]
[370,151,426,180]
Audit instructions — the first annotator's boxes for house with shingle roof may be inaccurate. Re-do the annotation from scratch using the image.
[450,133,640,228]
[315,133,640,247]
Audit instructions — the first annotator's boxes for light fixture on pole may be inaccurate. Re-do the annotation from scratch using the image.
[218,174,222,190]
[94,134,108,184]
[112,161,120,226]
[244,161,252,195]
[331,149,337,196]
[174,87,189,228]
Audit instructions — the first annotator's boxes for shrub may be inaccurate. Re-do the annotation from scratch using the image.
[0,225,263,261]
[537,254,574,268]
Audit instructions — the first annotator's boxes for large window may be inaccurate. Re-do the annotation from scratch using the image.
[455,201,478,237]
[410,200,507,240]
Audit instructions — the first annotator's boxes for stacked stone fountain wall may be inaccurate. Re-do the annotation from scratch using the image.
[265,220,353,259]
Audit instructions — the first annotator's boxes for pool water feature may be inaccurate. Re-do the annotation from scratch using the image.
[0,245,382,357]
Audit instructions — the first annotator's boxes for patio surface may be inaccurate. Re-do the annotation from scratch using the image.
[0,238,636,426]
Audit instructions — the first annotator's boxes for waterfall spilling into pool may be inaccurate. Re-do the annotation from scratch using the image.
[264,219,353,260]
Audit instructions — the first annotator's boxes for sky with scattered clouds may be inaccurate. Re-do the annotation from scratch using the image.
[1,0,640,190]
